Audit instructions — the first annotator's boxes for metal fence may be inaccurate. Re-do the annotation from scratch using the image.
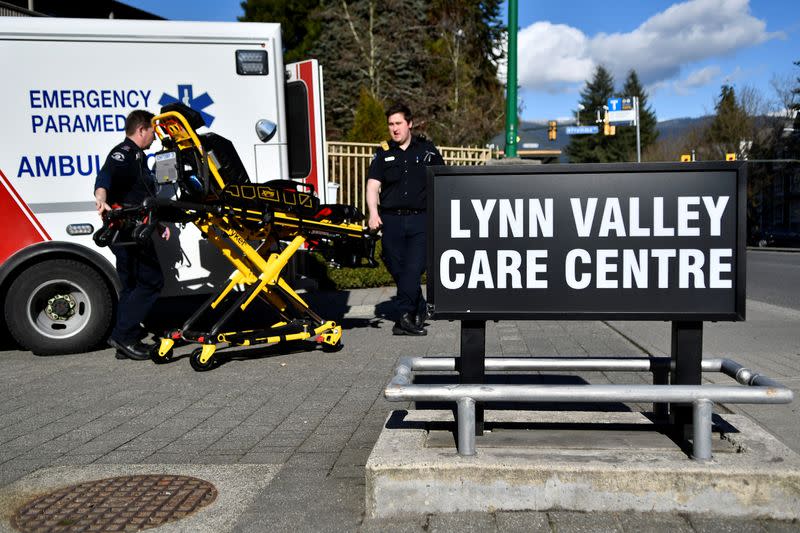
[385,356,794,460]
[326,141,491,213]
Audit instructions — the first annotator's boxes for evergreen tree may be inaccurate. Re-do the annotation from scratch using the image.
[618,70,658,161]
[704,84,751,159]
[565,66,619,163]
[239,0,322,63]
[347,87,387,142]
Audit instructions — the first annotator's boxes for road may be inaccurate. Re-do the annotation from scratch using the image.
[747,249,800,311]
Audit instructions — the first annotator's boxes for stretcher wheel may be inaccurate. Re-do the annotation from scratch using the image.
[189,347,218,371]
[151,347,173,364]
[321,340,343,353]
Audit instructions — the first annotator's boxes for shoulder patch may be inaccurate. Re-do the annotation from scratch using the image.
[380,141,389,151]
[111,152,125,162]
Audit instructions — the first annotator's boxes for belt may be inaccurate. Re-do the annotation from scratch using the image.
[380,208,425,215]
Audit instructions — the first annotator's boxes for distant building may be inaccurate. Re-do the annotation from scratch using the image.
[489,121,567,163]
[749,112,800,246]
[0,0,162,19]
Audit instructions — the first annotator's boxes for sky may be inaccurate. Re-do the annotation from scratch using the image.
[124,0,799,123]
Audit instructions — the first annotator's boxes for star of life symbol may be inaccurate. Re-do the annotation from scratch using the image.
[158,84,215,126]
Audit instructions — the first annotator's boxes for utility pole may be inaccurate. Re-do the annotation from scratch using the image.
[504,0,518,158]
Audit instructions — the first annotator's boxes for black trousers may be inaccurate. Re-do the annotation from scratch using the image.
[110,243,164,343]
[381,212,426,317]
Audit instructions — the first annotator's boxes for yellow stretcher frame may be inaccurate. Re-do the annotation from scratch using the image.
[149,109,369,371]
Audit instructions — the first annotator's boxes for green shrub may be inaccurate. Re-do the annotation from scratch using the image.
[307,240,394,290]
[306,240,428,290]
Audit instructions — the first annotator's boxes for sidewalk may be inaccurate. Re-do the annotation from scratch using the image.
[0,287,798,532]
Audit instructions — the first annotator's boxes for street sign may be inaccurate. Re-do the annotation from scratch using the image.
[566,125,599,135]
[608,96,637,125]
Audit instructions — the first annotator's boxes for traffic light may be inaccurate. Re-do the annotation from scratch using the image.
[726,153,736,161]
[548,120,557,141]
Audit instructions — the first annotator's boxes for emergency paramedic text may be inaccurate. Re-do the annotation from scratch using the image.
[29,89,152,133]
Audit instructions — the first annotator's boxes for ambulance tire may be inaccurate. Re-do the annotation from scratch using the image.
[4,259,113,355]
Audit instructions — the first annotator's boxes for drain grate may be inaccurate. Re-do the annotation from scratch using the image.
[12,474,217,532]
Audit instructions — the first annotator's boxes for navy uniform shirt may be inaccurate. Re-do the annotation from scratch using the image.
[94,138,155,205]
[367,135,444,210]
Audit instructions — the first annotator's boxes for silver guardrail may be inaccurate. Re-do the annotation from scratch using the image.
[384,357,794,461]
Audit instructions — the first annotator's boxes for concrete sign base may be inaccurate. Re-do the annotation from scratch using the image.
[366,410,800,519]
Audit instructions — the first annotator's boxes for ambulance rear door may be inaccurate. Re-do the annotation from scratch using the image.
[284,59,329,204]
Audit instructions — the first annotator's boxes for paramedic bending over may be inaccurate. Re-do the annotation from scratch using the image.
[93,109,164,361]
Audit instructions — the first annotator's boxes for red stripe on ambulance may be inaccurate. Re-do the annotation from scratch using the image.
[0,168,51,264]
[297,61,319,195]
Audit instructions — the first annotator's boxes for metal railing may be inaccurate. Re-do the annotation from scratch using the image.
[385,356,794,461]
[326,141,491,214]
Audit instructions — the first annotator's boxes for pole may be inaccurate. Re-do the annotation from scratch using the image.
[459,320,485,434]
[635,96,641,163]
[670,321,703,441]
[504,0,518,158]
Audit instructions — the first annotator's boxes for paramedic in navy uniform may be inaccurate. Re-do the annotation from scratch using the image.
[93,109,164,360]
[367,103,444,336]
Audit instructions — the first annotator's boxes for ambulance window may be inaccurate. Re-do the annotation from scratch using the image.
[285,80,311,180]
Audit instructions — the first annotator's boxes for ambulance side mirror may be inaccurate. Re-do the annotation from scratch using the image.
[255,119,277,143]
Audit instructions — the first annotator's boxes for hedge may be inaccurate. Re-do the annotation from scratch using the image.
[305,240,425,290]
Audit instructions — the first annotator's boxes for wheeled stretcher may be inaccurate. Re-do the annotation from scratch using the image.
[94,103,376,371]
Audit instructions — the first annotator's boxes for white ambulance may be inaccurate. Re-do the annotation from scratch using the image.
[0,18,329,355]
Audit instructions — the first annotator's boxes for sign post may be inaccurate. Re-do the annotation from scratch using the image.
[504,0,518,158]
[635,96,641,163]
[459,321,485,434]
[607,97,641,162]
[427,162,747,441]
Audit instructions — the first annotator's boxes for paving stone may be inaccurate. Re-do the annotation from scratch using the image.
[615,512,693,533]
[548,511,622,532]
[496,511,551,532]
[688,515,772,533]
[428,512,497,532]
[359,515,428,532]
[762,519,800,532]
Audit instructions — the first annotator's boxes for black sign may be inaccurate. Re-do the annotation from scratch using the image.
[427,162,746,321]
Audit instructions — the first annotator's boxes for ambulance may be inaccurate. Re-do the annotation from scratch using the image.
[0,18,329,355]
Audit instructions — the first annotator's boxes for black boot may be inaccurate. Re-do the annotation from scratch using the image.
[108,338,155,360]
[414,303,430,329]
[393,313,426,336]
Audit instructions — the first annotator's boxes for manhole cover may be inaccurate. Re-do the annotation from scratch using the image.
[12,474,217,532]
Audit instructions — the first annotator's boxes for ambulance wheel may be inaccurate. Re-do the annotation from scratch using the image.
[189,347,217,372]
[151,346,174,364]
[4,259,112,355]
[321,340,343,353]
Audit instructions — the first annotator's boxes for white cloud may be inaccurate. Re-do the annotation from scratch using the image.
[517,21,594,93]
[515,0,782,92]
[674,65,721,94]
